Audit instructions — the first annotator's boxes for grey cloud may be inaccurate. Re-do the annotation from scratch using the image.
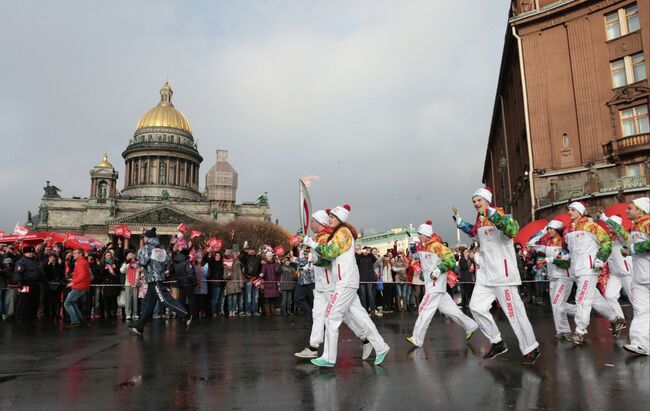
[1,0,510,242]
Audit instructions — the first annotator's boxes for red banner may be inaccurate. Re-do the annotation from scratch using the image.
[411,259,422,273]
[113,225,132,239]
[290,235,302,247]
[274,245,285,257]
[191,230,202,239]
[447,271,459,288]
[0,230,5,237]
[177,223,189,234]
[208,238,222,250]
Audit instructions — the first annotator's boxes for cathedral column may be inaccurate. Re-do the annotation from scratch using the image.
[138,157,142,184]
[166,157,170,185]
[175,160,180,186]
[189,162,194,187]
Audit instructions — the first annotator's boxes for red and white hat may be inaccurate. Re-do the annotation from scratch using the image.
[312,210,330,226]
[546,220,564,231]
[330,204,351,223]
[568,201,586,216]
[417,220,434,237]
[633,197,650,214]
[609,215,623,226]
[472,187,493,204]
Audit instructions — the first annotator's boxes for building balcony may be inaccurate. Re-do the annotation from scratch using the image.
[537,174,648,207]
[603,133,650,160]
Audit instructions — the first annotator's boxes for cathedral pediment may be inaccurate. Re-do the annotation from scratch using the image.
[109,204,208,225]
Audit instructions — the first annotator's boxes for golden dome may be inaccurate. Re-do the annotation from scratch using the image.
[96,153,113,168]
[135,82,192,134]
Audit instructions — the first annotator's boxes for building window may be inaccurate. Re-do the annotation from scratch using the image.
[610,59,627,87]
[625,164,642,177]
[620,105,649,137]
[611,53,647,87]
[562,133,570,148]
[605,4,640,40]
[160,162,167,185]
[631,52,647,83]
[98,181,108,199]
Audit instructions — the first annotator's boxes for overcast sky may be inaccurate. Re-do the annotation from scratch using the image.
[1,0,510,241]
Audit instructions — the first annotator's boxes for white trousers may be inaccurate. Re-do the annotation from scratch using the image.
[411,291,478,347]
[574,275,617,335]
[469,283,539,355]
[629,282,649,352]
[604,275,633,320]
[321,286,388,364]
[310,289,365,348]
[549,278,577,334]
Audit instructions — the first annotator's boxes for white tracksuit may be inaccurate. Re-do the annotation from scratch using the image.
[459,213,539,355]
[310,260,366,348]
[410,244,478,347]
[528,233,576,334]
[628,217,650,353]
[319,228,388,364]
[604,239,633,319]
[565,219,618,335]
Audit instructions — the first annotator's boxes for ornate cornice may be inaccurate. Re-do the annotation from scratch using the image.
[122,142,203,162]
[109,203,210,225]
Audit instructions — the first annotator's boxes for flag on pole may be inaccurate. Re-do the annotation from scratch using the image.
[191,230,202,239]
[299,179,312,235]
[13,223,29,236]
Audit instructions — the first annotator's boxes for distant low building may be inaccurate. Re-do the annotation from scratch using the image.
[28,82,271,245]
[357,226,419,255]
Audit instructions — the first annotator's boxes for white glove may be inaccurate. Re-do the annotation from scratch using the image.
[451,207,462,226]
[593,258,605,270]
[302,236,318,249]
[598,212,609,223]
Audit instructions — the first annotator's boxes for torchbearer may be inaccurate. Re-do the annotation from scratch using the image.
[598,213,633,327]
[294,209,374,361]
[453,187,540,365]
[562,201,624,345]
[406,220,478,348]
[611,197,649,356]
[128,228,192,335]
[527,220,576,339]
[302,204,390,367]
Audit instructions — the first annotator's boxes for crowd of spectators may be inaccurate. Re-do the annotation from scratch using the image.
[0,234,607,326]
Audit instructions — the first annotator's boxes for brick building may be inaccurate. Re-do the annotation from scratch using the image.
[484,0,649,224]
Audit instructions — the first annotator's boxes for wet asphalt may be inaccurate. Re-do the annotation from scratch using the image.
[0,304,648,410]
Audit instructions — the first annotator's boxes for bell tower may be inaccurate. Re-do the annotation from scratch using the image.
[90,153,119,200]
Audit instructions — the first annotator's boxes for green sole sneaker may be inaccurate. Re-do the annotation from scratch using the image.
[374,346,390,366]
[465,330,474,342]
[311,358,335,368]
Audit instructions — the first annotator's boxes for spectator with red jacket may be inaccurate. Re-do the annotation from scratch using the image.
[63,248,91,327]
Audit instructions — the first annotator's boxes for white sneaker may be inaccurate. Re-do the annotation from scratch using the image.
[362,342,373,360]
[126,316,132,321]
[374,310,383,317]
[624,344,648,356]
[294,347,319,359]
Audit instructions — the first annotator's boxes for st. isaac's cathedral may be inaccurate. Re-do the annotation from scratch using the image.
[28,82,271,243]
